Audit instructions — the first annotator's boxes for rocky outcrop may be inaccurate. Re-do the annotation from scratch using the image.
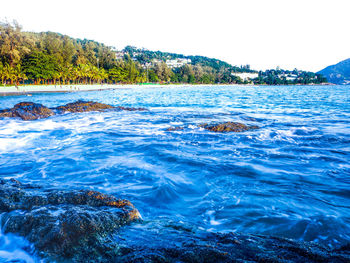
[115,223,350,263]
[55,100,115,113]
[0,102,55,120]
[199,122,259,132]
[166,122,259,132]
[0,179,349,262]
[0,179,140,261]
[0,100,148,120]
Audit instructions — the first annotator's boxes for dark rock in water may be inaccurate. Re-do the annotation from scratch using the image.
[0,102,55,120]
[54,100,147,113]
[116,106,148,111]
[115,224,350,263]
[166,126,184,131]
[199,122,259,132]
[55,100,114,113]
[241,116,258,122]
[0,179,349,262]
[0,179,140,262]
[0,101,148,121]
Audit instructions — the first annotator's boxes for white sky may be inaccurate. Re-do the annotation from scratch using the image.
[1,0,349,72]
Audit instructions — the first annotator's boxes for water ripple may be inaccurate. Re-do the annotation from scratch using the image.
[0,85,349,259]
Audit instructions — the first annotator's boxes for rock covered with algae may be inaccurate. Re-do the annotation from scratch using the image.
[0,102,55,120]
[0,178,141,261]
[0,179,349,262]
[54,100,115,113]
[199,121,259,132]
[0,100,148,120]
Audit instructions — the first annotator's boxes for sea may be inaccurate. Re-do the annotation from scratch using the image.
[0,85,349,262]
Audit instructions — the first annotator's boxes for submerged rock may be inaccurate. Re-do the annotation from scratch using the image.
[116,221,350,263]
[116,106,148,111]
[114,221,350,263]
[166,126,184,131]
[55,100,114,113]
[0,102,55,120]
[199,121,259,132]
[0,179,140,261]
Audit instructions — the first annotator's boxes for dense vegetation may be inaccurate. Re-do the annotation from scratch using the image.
[123,46,255,84]
[0,21,327,86]
[0,21,146,85]
[254,68,327,85]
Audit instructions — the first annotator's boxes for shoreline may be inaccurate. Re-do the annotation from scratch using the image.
[0,84,124,96]
[0,84,205,96]
[0,83,337,96]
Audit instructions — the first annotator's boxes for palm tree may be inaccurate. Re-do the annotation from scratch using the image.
[77,64,90,84]
[98,68,108,84]
[71,66,79,84]
[0,63,5,85]
[14,64,27,85]
[4,64,15,85]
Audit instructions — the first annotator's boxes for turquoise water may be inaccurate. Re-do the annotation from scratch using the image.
[0,85,350,261]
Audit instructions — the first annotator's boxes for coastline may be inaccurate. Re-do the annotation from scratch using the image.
[0,84,224,96]
[0,84,122,96]
[0,84,205,96]
[0,83,336,97]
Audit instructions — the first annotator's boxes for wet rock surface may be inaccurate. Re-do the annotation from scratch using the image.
[55,100,115,113]
[0,102,55,120]
[0,179,140,262]
[116,106,148,111]
[0,179,349,262]
[166,126,184,131]
[199,121,259,132]
[114,222,350,263]
[0,100,148,120]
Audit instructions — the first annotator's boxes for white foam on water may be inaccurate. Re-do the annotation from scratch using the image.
[0,249,36,263]
[252,128,317,144]
[0,134,38,153]
[0,114,110,154]
[205,210,227,226]
[0,214,38,263]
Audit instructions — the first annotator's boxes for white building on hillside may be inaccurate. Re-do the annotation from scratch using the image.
[115,52,125,60]
[232,72,259,81]
[152,59,162,64]
[166,58,191,68]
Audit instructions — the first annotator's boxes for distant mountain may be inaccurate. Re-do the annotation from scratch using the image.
[318,58,350,85]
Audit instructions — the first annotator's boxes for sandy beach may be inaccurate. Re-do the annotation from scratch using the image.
[0,84,134,96]
[0,84,229,96]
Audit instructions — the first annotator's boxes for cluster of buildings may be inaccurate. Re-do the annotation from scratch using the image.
[115,51,125,60]
[278,74,298,81]
[114,50,191,69]
[165,58,192,68]
[144,58,192,68]
[231,72,301,82]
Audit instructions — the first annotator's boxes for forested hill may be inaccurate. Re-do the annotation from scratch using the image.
[318,58,350,85]
[122,46,327,85]
[0,20,327,85]
[122,46,253,73]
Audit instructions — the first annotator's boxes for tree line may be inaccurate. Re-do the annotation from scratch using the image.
[0,21,146,85]
[253,68,327,85]
[0,21,327,86]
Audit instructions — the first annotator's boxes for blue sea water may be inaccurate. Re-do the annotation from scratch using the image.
[0,85,349,262]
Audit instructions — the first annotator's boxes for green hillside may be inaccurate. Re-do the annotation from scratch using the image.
[0,20,327,86]
[318,58,350,85]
